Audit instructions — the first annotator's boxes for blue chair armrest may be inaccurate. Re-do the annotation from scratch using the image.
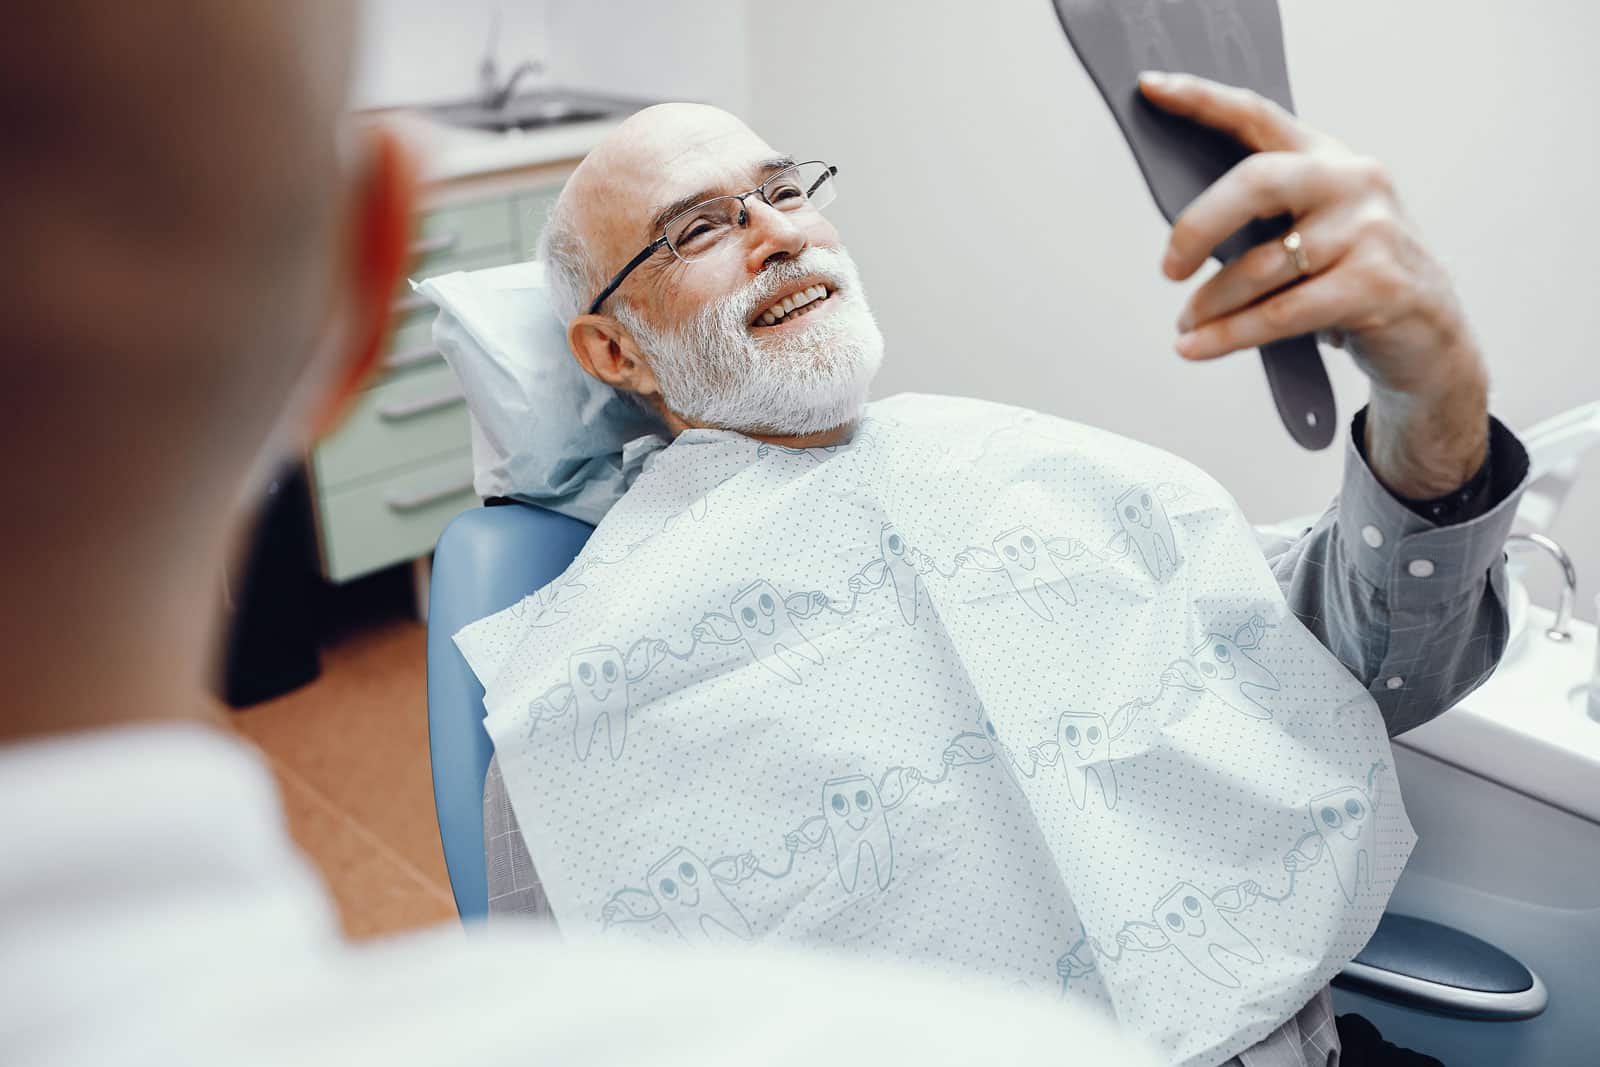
[425,503,594,920]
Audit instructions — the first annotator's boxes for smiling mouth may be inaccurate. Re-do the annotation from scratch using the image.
[846,816,868,831]
[751,282,835,329]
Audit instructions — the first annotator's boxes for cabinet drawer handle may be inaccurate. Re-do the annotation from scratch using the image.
[385,344,440,370]
[384,474,475,513]
[376,387,464,421]
[410,231,461,257]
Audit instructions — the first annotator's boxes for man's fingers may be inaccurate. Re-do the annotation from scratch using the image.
[1162,152,1344,280]
[1175,269,1350,362]
[1138,71,1311,155]
[1176,205,1357,332]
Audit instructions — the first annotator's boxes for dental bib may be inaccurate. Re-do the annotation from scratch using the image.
[456,394,1413,1067]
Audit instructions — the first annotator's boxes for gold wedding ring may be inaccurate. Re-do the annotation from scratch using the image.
[1282,230,1311,275]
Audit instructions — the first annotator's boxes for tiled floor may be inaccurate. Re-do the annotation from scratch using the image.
[228,576,457,940]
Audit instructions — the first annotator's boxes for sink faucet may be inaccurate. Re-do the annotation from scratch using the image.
[477,9,543,110]
[1505,532,1578,642]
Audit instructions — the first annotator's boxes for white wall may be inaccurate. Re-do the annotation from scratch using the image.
[351,0,551,109]
[349,2,1596,618]
[544,1,748,113]
[350,0,747,112]
[747,0,1600,619]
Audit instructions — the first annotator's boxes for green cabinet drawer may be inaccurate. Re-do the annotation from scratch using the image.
[513,185,564,260]
[318,450,477,582]
[394,246,514,320]
[376,246,517,388]
[313,363,469,490]
[416,195,518,258]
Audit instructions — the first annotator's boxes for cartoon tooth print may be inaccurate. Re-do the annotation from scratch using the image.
[1188,632,1279,719]
[785,767,920,895]
[1152,882,1264,989]
[643,847,753,944]
[1055,710,1117,810]
[879,523,923,625]
[565,645,631,761]
[731,580,824,684]
[1056,940,1099,991]
[663,496,709,529]
[1114,484,1180,581]
[991,525,1077,622]
[943,705,1040,781]
[942,706,999,768]
[528,638,666,762]
[1308,785,1378,902]
[821,774,895,893]
[756,442,839,462]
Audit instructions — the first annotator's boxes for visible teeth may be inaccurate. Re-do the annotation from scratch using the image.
[755,285,831,328]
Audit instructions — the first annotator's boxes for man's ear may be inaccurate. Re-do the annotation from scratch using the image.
[567,313,661,399]
[312,124,418,437]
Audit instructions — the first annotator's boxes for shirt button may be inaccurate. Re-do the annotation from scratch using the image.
[1386,676,1404,690]
[1408,559,1435,578]
[1361,525,1384,549]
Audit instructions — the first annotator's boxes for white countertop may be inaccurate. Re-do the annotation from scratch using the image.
[1397,603,1599,824]
[375,112,625,184]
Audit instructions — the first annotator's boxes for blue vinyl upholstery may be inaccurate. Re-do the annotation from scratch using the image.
[425,502,594,920]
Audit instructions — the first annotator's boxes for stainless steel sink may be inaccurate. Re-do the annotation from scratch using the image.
[424,90,641,134]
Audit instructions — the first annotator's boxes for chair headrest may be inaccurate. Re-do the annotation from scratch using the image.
[416,260,666,525]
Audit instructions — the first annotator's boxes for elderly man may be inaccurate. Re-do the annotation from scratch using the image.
[475,90,1526,1067]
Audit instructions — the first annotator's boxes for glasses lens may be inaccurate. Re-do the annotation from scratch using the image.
[662,163,838,263]
[765,161,836,213]
[664,196,743,262]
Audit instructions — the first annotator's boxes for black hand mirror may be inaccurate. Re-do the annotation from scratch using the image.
[1050,0,1337,449]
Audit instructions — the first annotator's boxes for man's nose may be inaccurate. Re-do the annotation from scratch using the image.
[741,197,808,273]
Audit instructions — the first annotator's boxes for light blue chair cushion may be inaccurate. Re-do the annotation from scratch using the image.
[426,501,594,919]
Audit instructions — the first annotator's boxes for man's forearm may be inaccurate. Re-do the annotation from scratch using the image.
[1363,337,1490,499]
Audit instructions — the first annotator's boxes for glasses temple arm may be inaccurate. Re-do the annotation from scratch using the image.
[805,164,838,198]
[587,237,668,315]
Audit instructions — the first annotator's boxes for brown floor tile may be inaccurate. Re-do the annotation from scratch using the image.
[266,756,456,940]
[232,617,452,893]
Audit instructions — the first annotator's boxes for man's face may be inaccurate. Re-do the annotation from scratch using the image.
[575,109,884,436]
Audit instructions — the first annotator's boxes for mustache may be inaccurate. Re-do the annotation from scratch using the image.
[716,248,853,324]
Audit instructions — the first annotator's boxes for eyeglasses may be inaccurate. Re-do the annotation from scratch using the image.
[586,160,838,315]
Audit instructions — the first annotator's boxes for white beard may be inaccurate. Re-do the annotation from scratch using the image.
[615,246,884,436]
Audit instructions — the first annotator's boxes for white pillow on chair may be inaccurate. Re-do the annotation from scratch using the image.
[415,261,666,525]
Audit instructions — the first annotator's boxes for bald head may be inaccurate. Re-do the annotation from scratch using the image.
[0,1,415,740]
[560,104,776,284]
[1,1,356,432]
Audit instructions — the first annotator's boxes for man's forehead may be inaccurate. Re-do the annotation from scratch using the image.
[572,105,782,257]
[619,133,778,228]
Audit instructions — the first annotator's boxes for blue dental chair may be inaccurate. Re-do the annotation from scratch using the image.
[425,499,594,920]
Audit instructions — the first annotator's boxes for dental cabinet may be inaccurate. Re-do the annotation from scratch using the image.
[305,153,576,588]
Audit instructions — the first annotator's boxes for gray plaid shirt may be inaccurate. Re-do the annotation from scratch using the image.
[483,414,1528,1067]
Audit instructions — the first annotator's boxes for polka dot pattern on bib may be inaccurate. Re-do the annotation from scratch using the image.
[456,394,1414,1067]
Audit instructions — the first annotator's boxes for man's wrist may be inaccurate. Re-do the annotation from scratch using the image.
[1364,342,1490,499]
